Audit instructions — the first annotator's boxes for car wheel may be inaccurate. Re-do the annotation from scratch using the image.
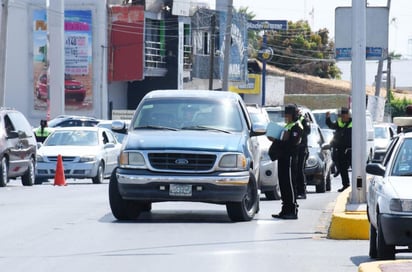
[0,157,8,187]
[264,184,281,200]
[369,222,378,258]
[377,214,395,260]
[92,162,104,184]
[226,171,259,222]
[109,170,141,220]
[21,157,35,186]
[315,171,326,193]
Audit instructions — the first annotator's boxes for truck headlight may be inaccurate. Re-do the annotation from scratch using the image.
[219,154,247,170]
[390,199,412,212]
[119,151,146,168]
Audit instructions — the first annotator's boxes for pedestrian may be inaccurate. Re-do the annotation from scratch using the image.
[34,119,51,143]
[294,107,311,199]
[269,104,303,219]
[326,107,352,192]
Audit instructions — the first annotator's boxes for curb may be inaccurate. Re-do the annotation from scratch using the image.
[328,188,369,240]
[358,260,412,272]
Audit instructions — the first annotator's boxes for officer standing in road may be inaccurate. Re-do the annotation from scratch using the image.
[326,107,352,192]
[34,119,51,143]
[294,107,311,199]
[269,104,303,219]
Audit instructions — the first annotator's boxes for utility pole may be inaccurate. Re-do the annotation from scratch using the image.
[221,0,233,91]
[0,0,8,106]
[350,0,367,204]
[209,14,216,90]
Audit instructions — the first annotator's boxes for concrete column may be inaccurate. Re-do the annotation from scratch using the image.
[47,0,65,118]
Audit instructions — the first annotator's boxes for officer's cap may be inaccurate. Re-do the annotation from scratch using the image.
[340,107,349,115]
[284,104,297,115]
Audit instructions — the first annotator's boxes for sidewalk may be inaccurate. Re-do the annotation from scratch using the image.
[328,187,412,272]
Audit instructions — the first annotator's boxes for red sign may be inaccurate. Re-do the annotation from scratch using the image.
[108,6,145,82]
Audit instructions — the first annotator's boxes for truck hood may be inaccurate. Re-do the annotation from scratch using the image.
[124,130,244,152]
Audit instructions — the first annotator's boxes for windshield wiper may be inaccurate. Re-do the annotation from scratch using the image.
[181,125,231,134]
[134,125,178,131]
[396,172,412,176]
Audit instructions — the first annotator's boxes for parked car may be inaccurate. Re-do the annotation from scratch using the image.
[246,104,280,200]
[0,108,37,187]
[47,115,99,128]
[109,90,266,222]
[312,108,337,144]
[312,108,375,162]
[35,127,122,184]
[36,73,87,102]
[265,104,318,127]
[304,124,333,193]
[373,122,397,162]
[366,126,412,260]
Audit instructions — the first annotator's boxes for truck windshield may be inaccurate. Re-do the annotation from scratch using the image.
[132,99,243,132]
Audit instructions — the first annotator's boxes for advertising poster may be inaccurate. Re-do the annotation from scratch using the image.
[219,11,248,82]
[33,10,93,111]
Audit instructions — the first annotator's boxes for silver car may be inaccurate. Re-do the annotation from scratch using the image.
[36,127,122,184]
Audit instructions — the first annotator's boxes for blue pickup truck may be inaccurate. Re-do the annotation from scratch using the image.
[109,90,266,222]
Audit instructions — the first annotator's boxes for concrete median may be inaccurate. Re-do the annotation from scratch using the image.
[328,187,369,240]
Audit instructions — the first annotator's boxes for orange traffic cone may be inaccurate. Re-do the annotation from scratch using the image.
[54,154,66,186]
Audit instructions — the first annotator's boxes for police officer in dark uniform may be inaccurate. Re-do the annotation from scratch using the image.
[294,108,311,199]
[269,104,303,219]
[326,107,352,192]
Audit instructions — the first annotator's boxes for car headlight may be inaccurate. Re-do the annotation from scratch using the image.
[119,151,146,168]
[305,155,318,168]
[219,154,247,170]
[80,156,96,162]
[36,155,45,162]
[390,199,412,212]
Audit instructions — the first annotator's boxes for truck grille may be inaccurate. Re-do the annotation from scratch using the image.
[148,153,216,171]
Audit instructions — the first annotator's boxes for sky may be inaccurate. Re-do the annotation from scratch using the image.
[229,0,412,58]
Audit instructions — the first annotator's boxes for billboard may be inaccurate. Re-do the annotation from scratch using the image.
[335,7,389,61]
[219,11,248,82]
[33,10,93,111]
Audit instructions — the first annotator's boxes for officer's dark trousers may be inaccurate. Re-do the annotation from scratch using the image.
[293,146,308,196]
[278,155,297,214]
[336,148,351,187]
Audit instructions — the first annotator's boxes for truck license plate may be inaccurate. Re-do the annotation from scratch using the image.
[169,184,192,196]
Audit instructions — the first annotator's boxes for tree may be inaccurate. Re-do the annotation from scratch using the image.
[264,20,341,79]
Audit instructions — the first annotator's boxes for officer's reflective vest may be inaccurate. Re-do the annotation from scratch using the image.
[337,118,352,128]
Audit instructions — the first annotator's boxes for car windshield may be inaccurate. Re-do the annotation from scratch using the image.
[248,110,269,126]
[266,109,284,124]
[313,111,337,130]
[374,126,389,139]
[44,130,98,146]
[131,99,243,132]
[391,138,412,176]
[307,127,321,147]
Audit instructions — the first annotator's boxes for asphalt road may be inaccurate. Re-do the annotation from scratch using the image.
[0,177,370,272]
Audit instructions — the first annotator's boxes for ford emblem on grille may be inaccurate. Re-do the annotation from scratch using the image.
[175,158,189,165]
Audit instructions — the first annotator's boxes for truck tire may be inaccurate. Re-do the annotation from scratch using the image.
[109,171,141,220]
[226,171,259,222]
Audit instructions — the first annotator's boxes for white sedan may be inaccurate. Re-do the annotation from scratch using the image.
[366,131,412,260]
[36,127,122,184]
